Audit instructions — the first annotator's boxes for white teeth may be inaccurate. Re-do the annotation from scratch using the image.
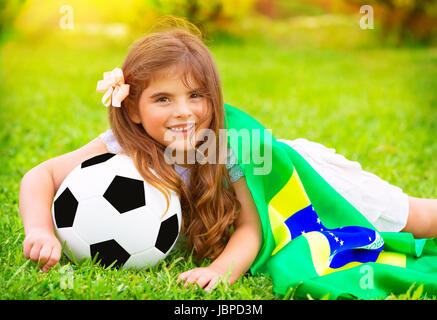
[169,124,194,132]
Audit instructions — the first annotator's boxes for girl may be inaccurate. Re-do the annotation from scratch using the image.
[19,20,437,292]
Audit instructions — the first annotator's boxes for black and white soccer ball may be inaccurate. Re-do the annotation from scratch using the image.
[51,153,181,269]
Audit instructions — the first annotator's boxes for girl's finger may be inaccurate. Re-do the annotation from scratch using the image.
[204,277,219,292]
[45,246,61,270]
[177,269,193,282]
[29,243,42,262]
[23,241,33,259]
[177,271,194,288]
[39,245,52,267]
[184,276,196,288]
[184,272,202,289]
[195,275,212,289]
[178,268,196,279]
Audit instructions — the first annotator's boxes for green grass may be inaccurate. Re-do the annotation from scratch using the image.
[1,30,436,300]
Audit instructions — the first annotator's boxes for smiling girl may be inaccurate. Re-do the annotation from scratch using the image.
[19,18,437,292]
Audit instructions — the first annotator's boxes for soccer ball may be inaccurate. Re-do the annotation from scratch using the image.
[51,153,181,269]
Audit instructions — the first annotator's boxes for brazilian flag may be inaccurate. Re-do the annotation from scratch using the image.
[224,103,437,299]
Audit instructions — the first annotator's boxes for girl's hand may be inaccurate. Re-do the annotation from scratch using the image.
[23,230,62,272]
[177,266,230,292]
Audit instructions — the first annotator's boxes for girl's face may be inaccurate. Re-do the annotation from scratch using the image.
[130,68,212,165]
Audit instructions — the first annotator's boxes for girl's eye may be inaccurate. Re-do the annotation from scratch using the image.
[191,93,202,99]
[157,97,169,103]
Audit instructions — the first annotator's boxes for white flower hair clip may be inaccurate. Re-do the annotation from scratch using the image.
[96,67,130,107]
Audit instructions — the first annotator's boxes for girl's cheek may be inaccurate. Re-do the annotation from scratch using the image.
[142,109,168,130]
[194,103,210,125]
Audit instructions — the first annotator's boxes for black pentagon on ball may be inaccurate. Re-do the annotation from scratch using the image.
[53,187,78,228]
[81,153,116,168]
[103,175,146,214]
[155,214,179,254]
[90,239,131,269]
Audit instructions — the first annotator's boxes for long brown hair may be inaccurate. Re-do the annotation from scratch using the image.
[108,17,241,260]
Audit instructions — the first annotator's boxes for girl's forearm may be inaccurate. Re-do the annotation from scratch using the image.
[19,164,56,235]
[19,138,109,236]
[209,224,261,284]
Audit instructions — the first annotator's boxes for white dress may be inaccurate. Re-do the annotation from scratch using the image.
[277,138,409,232]
[99,130,410,233]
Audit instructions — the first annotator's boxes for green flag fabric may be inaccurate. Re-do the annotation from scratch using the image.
[224,103,437,299]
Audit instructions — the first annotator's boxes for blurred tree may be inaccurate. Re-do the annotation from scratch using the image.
[13,0,156,39]
[255,0,276,18]
[144,0,256,36]
[0,0,26,42]
[255,0,327,18]
[9,0,258,41]
[347,0,437,44]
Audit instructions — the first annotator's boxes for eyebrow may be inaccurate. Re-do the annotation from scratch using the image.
[148,88,204,100]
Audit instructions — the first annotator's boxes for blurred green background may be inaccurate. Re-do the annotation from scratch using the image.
[1,0,436,299]
[1,0,436,200]
[2,0,437,46]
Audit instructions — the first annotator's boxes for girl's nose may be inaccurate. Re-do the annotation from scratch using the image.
[173,100,193,118]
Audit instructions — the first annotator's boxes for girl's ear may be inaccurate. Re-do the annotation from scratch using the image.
[127,104,141,124]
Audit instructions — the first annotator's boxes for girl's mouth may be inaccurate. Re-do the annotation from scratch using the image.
[168,123,195,136]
